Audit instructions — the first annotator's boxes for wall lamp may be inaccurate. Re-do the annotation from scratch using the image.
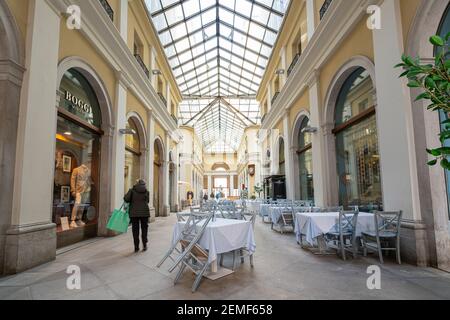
[119,128,136,135]
[301,126,318,134]
[152,69,162,75]
[275,69,285,75]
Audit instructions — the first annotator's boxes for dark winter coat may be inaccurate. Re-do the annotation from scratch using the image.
[124,181,150,218]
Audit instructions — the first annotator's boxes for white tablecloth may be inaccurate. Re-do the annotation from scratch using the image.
[269,206,320,223]
[294,212,376,245]
[259,204,272,217]
[172,218,256,264]
[247,201,262,214]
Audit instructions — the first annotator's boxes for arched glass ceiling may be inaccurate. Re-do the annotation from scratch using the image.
[145,0,290,153]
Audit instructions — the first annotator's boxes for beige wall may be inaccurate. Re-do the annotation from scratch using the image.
[58,19,117,107]
[319,18,374,107]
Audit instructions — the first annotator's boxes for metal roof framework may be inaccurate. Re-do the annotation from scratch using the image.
[145,0,290,153]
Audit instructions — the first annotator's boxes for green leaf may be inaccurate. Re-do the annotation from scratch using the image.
[440,158,450,170]
[394,63,405,68]
[436,147,450,155]
[399,70,409,78]
[445,32,450,41]
[404,56,415,66]
[445,60,450,69]
[425,77,437,89]
[407,80,421,88]
[427,148,442,156]
[427,159,438,166]
[415,92,430,101]
[430,35,445,47]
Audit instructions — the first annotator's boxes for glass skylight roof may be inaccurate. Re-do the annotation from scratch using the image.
[145,0,290,153]
[180,98,260,152]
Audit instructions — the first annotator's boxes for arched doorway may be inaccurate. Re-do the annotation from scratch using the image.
[333,67,382,211]
[0,0,24,274]
[124,115,146,194]
[436,4,450,220]
[293,115,314,202]
[153,137,164,217]
[278,137,285,175]
[53,64,112,248]
[404,0,450,270]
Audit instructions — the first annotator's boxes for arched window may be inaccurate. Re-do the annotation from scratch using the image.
[437,4,450,219]
[297,117,314,201]
[334,67,382,210]
[53,68,103,244]
[279,137,285,175]
[124,118,141,193]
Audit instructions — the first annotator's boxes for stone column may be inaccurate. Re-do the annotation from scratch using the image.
[283,112,295,200]
[208,175,212,197]
[110,74,128,210]
[267,85,272,112]
[163,133,171,216]
[5,0,60,274]
[0,23,25,277]
[306,0,316,41]
[280,46,287,87]
[146,110,156,222]
[150,47,157,89]
[372,0,425,264]
[308,71,327,207]
[166,82,171,112]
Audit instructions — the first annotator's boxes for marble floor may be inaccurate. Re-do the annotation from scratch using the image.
[1,214,450,300]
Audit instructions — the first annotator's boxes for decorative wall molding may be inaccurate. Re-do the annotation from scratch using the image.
[261,0,382,130]
[49,0,178,134]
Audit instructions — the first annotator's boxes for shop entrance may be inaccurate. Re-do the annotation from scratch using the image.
[153,138,164,217]
[53,68,103,248]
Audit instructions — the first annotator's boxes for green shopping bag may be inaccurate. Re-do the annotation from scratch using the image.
[107,204,130,234]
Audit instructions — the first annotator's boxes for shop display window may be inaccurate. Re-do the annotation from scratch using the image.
[334,68,383,211]
[298,117,314,202]
[53,68,102,247]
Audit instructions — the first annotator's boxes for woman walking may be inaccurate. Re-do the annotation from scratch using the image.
[124,179,150,253]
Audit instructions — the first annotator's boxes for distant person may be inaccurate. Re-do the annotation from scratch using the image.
[124,179,150,253]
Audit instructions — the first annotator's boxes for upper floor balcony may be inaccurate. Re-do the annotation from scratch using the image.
[158,92,167,107]
[99,0,114,22]
[134,54,150,78]
[287,53,301,77]
[271,92,281,106]
[320,0,333,20]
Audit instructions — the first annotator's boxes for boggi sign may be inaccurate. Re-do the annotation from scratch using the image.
[65,90,93,115]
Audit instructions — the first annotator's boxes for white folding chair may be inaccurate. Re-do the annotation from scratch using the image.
[157,212,213,274]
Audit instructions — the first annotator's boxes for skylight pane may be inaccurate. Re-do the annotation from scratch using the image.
[146,0,289,150]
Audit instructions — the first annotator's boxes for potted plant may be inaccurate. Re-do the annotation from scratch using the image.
[254,184,263,199]
[396,34,450,169]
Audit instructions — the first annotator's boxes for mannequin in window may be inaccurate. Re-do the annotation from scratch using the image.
[187,191,194,207]
[70,163,92,228]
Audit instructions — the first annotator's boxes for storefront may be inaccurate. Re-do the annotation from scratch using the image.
[124,117,142,193]
[53,68,103,248]
[297,116,314,202]
[333,67,382,211]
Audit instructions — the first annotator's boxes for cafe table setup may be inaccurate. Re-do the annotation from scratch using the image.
[294,211,376,253]
[171,216,256,280]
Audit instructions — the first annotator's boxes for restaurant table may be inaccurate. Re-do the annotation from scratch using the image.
[247,201,262,214]
[294,212,376,250]
[172,218,256,278]
[259,204,272,218]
